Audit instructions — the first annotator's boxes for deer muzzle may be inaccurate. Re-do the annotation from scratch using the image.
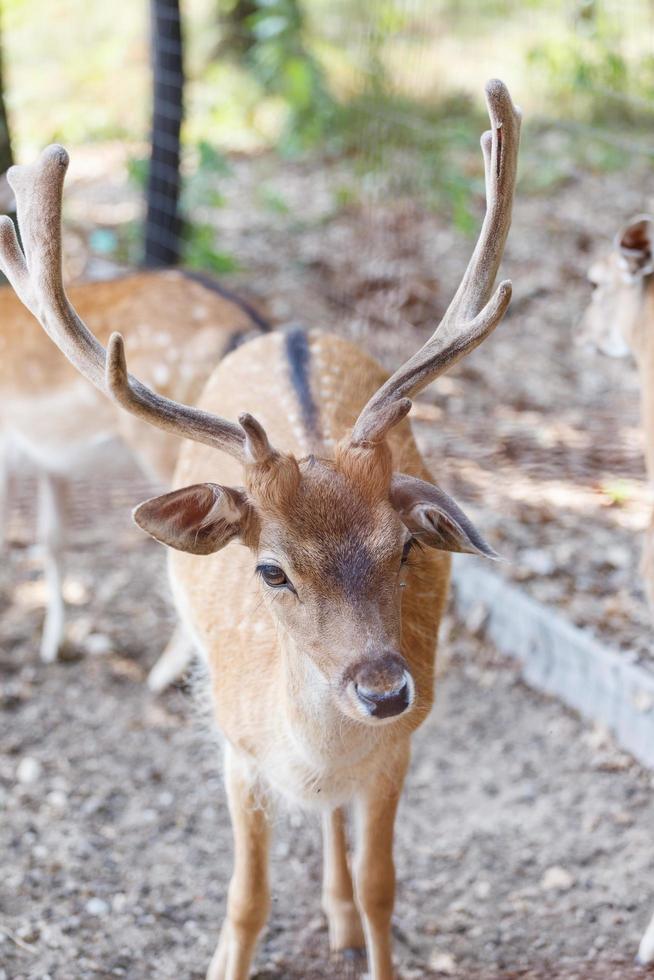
[349,653,414,721]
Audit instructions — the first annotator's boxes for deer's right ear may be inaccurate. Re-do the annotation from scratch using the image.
[390,473,498,559]
[133,484,251,555]
[616,215,654,279]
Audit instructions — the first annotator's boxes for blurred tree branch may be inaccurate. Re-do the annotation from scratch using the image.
[144,0,183,267]
[0,26,14,175]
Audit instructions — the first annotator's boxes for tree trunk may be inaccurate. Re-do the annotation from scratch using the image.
[0,39,13,176]
[144,0,184,268]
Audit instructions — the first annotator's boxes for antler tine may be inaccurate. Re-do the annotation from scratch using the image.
[0,144,250,461]
[105,333,246,453]
[0,146,107,388]
[350,79,521,446]
[447,79,521,322]
[238,412,278,464]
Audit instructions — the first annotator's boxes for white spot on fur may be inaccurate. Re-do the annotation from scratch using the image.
[152,363,171,386]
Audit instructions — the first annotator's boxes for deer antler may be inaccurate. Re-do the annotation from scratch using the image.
[0,145,251,460]
[350,79,521,446]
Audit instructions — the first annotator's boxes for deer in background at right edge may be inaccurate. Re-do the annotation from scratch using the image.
[580,216,654,620]
[579,216,654,966]
[0,80,519,980]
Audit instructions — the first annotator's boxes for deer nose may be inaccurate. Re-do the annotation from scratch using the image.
[356,676,411,718]
[352,655,413,719]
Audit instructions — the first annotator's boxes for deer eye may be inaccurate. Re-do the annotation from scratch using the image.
[401,538,414,565]
[257,564,289,589]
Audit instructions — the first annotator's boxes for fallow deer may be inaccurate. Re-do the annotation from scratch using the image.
[0,268,268,685]
[0,79,520,979]
[580,214,654,621]
[580,216,654,966]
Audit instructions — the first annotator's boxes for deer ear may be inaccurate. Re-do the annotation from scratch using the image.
[390,474,498,559]
[133,483,250,555]
[616,215,654,279]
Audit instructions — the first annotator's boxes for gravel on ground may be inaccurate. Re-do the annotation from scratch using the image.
[1,473,653,979]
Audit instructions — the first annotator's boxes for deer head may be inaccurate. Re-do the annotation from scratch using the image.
[0,80,521,727]
[579,214,654,359]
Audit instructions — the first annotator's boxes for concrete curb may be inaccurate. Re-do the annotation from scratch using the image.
[451,555,654,769]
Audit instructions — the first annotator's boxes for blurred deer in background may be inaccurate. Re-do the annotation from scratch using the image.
[580,216,654,967]
[0,79,520,980]
[580,215,654,618]
[0,268,268,686]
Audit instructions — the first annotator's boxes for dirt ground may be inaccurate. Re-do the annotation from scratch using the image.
[1,462,654,980]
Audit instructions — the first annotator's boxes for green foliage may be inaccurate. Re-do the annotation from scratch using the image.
[258,186,291,213]
[527,1,654,126]
[600,479,637,506]
[527,38,626,122]
[11,0,654,276]
[182,222,239,273]
[126,138,236,270]
[181,141,231,211]
[180,141,235,272]
[126,155,149,191]
[245,0,338,153]
[330,89,483,233]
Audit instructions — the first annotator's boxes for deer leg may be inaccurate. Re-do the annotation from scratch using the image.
[147,622,195,692]
[0,434,9,557]
[207,745,271,980]
[0,431,20,562]
[353,749,409,980]
[640,513,654,615]
[637,908,654,965]
[322,807,365,956]
[0,436,11,568]
[37,471,68,663]
[322,809,365,952]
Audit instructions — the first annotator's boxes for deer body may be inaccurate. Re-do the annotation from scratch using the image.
[1,269,261,478]
[171,329,448,809]
[0,270,265,672]
[582,217,654,617]
[0,80,520,978]
[166,336,451,979]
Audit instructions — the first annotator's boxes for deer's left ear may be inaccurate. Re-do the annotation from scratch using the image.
[133,483,251,555]
[616,214,654,280]
[390,474,498,558]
